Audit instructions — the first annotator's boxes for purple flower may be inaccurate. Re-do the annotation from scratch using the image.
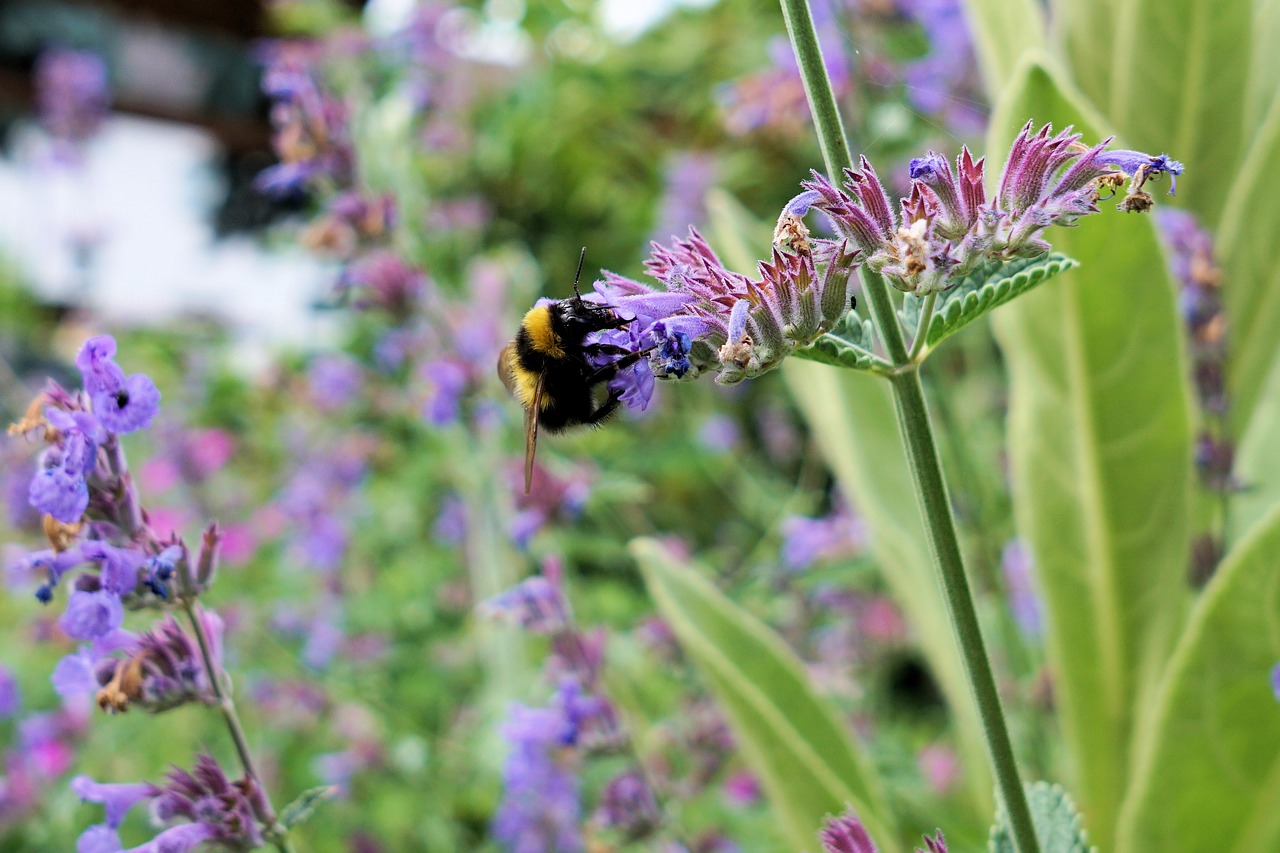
[53,646,103,698]
[148,753,265,851]
[71,776,150,828]
[80,541,145,597]
[1271,663,1280,702]
[76,824,122,853]
[421,358,469,425]
[1001,539,1042,636]
[481,575,571,634]
[651,152,719,240]
[0,665,20,718]
[59,589,124,640]
[339,251,425,316]
[74,336,161,434]
[592,770,660,841]
[29,464,89,524]
[781,503,864,571]
[93,373,161,435]
[17,545,86,602]
[819,807,878,853]
[94,612,222,713]
[308,354,363,411]
[916,831,949,853]
[493,702,583,853]
[34,47,110,144]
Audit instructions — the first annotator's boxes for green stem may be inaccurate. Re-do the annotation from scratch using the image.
[184,601,296,853]
[778,3,1041,851]
[908,291,938,361]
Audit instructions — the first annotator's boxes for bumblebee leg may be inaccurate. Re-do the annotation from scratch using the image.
[585,347,656,384]
[585,389,623,425]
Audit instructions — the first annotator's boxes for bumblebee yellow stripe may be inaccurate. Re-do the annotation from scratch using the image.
[523,305,564,359]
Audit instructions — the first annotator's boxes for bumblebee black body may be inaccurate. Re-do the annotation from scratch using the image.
[505,299,631,432]
[499,250,647,492]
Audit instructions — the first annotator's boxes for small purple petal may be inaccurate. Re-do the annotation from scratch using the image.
[53,648,100,697]
[59,590,124,640]
[29,466,89,523]
[71,776,151,828]
[93,373,160,434]
[123,822,216,853]
[77,824,123,853]
[782,189,823,217]
[727,299,751,344]
[1271,663,1280,702]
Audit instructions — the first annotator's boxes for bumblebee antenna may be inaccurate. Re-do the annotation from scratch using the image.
[572,247,587,301]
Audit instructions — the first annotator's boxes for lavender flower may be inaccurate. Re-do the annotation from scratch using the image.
[1272,663,1280,703]
[0,666,20,718]
[256,40,353,196]
[819,807,878,853]
[781,502,864,570]
[593,769,660,841]
[76,335,161,434]
[58,586,124,641]
[92,611,223,714]
[147,753,266,852]
[34,47,110,145]
[493,702,583,853]
[1000,539,1042,636]
[481,575,572,635]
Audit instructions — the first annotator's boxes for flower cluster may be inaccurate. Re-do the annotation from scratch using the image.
[4,336,297,851]
[74,753,266,853]
[255,40,354,197]
[589,124,1182,401]
[484,562,666,849]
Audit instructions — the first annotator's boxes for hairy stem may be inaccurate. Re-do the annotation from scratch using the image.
[184,601,296,853]
[778,2,1041,851]
[909,291,938,361]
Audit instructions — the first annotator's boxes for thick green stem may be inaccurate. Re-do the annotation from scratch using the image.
[778,2,1041,851]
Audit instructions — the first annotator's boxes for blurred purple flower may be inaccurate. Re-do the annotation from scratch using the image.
[75,335,160,435]
[1001,539,1042,636]
[433,494,467,545]
[898,0,986,134]
[256,40,353,196]
[0,666,19,718]
[92,611,222,714]
[308,354,363,411]
[340,251,425,317]
[781,502,865,570]
[34,47,110,145]
[652,153,720,241]
[421,358,469,425]
[481,575,571,635]
[593,770,660,841]
[493,702,583,853]
[1271,663,1280,702]
[696,414,741,453]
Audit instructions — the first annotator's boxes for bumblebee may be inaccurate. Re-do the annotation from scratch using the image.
[499,250,648,493]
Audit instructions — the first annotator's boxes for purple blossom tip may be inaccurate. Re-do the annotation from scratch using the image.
[916,830,948,853]
[819,807,878,853]
[782,189,823,217]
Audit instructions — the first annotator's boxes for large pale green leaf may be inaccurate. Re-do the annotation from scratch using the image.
[1217,96,1280,432]
[1115,506,1280,852]
[988,59,1194,849]
[1246,0,1280,134]
[1052,0,1251,223]
[957,0,1045,94]
[1229,354,1280,540]
[783,362,992,814]
[631,539,897,851]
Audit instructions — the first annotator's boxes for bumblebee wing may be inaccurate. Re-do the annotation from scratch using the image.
[498,342,518,396]
[524,371,545,494]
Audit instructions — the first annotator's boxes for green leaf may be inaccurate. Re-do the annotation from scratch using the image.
[279,785,338,830]
[1217,95,1280,431]
[1245,0,1280,134]
[1228,355,1280,540]
[988,59,1193,849]
[958,0,1046,94]
[901,253,1078,357]
[1115,506,1280,852]
[793,308,883,371]
[990,783,1095,853]
[782,362,993,817]
[1053,0,1251,223]
[630,538,897,852]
